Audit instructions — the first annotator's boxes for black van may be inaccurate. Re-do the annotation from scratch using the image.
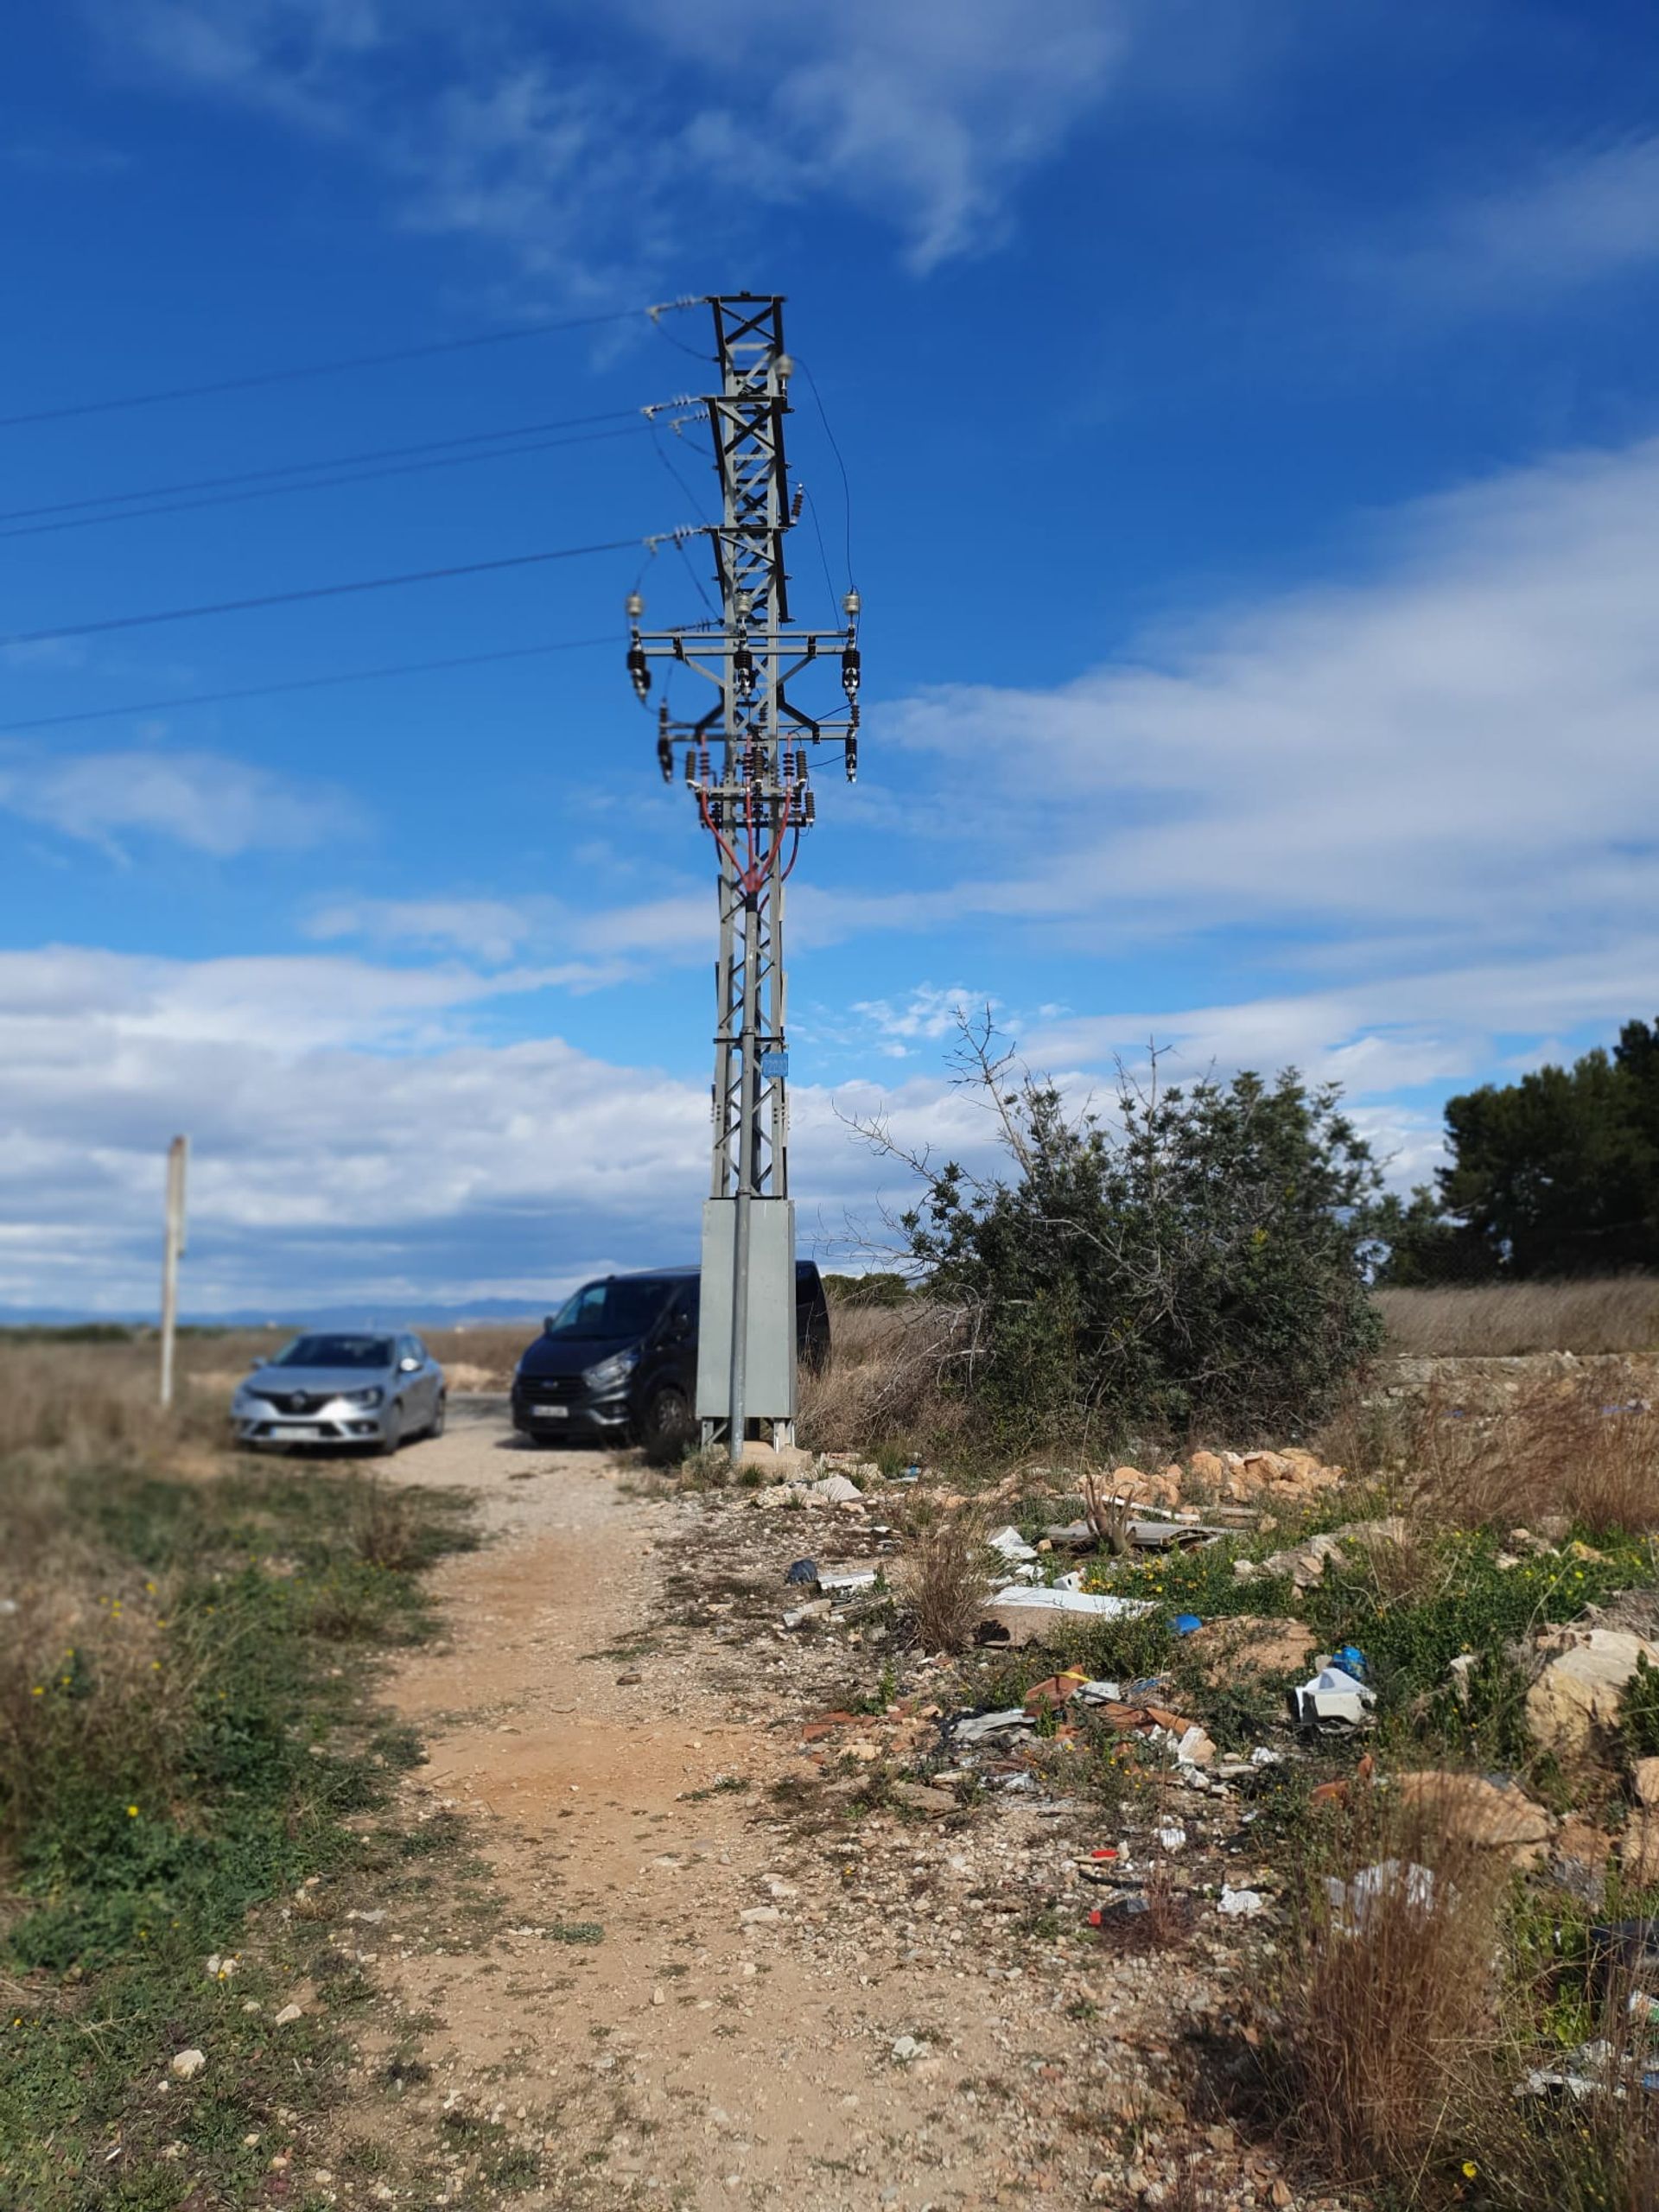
[510,1262,830,1455]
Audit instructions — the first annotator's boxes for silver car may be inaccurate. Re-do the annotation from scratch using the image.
[232,1331,446,1454]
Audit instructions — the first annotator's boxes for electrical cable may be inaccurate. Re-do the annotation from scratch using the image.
[795,357,856,590]
[0,531,697,648]
[0,635,613,735]
[0,406,645,524]
[0,299,702,430]
[0,421,650,543]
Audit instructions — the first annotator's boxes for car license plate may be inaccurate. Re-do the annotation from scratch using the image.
[282,1426,322,1441]
[537,1403,569,1419]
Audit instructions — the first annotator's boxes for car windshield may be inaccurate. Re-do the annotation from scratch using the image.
[274,1335,394,1370]
[544,1279,677,1342]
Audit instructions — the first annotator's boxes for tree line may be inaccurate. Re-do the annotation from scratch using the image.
[1368,1017,1659,1283]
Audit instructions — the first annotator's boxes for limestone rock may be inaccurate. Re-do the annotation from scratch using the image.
[1634,1757,1659,1808]
[1624,1810,1659,1887]
[1525,1628,1659,1761]
[1392,1771,1552,1859]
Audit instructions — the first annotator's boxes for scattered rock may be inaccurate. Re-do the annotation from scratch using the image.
[1526,1628,1659,1761]
[890,2035,929,2063]
[169,2049,207,2080]
[1624,1812,1659,1887]
[1392,1770,1552,1860]
[274,2003,304,2026]
[892,1781,958,1815]
[1634,1758,1659,1808]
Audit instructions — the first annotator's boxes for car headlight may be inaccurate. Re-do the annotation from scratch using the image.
[232,1389,254,1412]
[582,1348,639,1393]
[342,1387,385,1408]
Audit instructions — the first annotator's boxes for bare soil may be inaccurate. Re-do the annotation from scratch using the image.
[336,1402,1311,2209]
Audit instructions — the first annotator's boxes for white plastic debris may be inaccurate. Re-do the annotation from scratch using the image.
[1291,1665,1376,1726]
[1249,1745,1285,1767]
[1218,1886,1266,1916]
[1323,1859,1435,1933]
[988,1525,1039,1563]
[954,1707,1033,1744]
[1156,1824,1187,1852]
[987,1584,1157,1621]
[1075,1681,1125,1705]
[817,1564,879,1595]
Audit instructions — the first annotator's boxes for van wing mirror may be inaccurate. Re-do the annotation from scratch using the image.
[543,1315,556,1335]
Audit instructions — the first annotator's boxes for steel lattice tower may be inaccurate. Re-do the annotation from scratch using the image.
[626,294,860,1456]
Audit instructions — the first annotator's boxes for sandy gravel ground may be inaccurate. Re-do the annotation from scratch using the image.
[347,1400,1305,2211]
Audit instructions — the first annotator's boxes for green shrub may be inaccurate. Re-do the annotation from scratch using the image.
[882,1015,1383,1443]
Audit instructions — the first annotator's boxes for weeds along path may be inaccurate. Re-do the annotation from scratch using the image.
[369,1403,1164,2210]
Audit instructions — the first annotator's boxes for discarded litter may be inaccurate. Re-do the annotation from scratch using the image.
[986,1584,1157,1621]
[1291,1665,1376,1726]
[1076,1680,1125,1705]
[988,1524,1039,1563]
[1324,1859,1435,1933]
[1333,1643,1368,1679]
[817,1564,879,1596]
[953,1707,1033,1745]
[781,1600,831,1630]
[784,1558,818,1586]
[1217,1885,1266,1916]
[1023,1669,1090,1714]
[1249,1746,1284,1768]
[1157,1825,1187,1852]
[1172,1613,1203,1636]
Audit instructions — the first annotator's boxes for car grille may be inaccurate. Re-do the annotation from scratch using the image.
[261,1390,337,1415]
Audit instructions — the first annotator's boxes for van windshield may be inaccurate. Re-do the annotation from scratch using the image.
[545,1279,677,1342]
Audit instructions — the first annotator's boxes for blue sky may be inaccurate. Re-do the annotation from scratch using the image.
[2,0,1656,1313]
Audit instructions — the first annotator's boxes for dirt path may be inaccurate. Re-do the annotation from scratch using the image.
[359,1403,1264,2211]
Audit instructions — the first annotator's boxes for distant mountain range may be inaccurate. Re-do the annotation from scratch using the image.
[0,1300,544,1331]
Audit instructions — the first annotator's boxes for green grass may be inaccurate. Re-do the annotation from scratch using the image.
[0,1458,477,2210]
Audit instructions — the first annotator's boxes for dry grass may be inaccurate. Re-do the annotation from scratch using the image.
[0,1339,228,1465]
[1403,1373,1659,1535]
[1379,1279,1659,1357]
[797,1297,975,1457]
[1273,1802,1512,2195]
[893,1510,993,1655]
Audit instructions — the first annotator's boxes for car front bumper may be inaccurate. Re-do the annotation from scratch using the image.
[510,1382,632,1439]
[232,1395,395,1448]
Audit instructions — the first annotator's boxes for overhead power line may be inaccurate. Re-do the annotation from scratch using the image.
[0,296,703,430]
[0,407,648,523]
[0,421,658,543]
[0,635,613,735]
[0,530,702,648]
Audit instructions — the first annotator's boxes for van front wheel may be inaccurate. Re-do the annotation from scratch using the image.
[638,1382,692,1461]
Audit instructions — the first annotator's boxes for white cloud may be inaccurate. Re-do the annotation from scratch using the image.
[0,747,353,856]
[0,940,976,1310]
[884,433,1659,961]
[93,0,1132,279]
[1378,132,1659,310]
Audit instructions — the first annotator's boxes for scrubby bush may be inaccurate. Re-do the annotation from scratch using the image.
[862,1016,1382,1445]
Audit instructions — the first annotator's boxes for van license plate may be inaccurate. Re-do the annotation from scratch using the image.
[537,1404,569,1419]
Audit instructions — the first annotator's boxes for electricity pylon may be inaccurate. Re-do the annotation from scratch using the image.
[626,294,860,1458]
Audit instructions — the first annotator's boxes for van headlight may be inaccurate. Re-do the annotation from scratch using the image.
[582,1348,639,1393]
